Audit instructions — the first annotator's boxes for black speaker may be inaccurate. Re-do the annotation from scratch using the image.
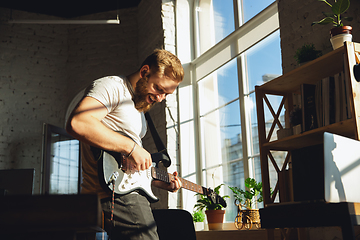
[291,144,324,202]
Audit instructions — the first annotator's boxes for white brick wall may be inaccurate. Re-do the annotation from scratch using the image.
[0,0,169,199]
[278,0,360,73]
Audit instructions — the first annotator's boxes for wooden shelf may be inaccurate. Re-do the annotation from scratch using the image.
[255,42,360,239]
[258,45,345,94]
[263,119,356,150]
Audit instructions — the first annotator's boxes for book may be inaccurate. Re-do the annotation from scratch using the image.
[315,80,323,127]
[334,73,341,123]
[343,53,352,119]
[322,77,329,126]
[329,76,336,124]
[301,83,318,132]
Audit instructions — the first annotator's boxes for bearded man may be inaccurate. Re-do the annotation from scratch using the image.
[66,49,184,240]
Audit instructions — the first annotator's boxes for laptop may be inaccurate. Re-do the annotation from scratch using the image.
[324,132,360,202]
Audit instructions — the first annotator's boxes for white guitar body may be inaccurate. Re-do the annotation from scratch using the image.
[102,151,159,202]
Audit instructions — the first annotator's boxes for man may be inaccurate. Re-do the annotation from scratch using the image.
[66,49,184,240]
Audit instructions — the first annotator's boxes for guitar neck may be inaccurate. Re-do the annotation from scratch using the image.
[151,167,207,195]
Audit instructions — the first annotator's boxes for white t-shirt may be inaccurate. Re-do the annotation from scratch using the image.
[80,76,147,199]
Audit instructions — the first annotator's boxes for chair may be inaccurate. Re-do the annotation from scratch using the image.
[152,209,196,240]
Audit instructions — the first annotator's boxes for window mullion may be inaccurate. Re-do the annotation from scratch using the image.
[192,65,203,187]
[237,54,250,181]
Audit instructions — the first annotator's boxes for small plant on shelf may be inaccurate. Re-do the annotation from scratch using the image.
[311,0,352,28]
[290,106,302,127]
[311,0,353,49]
[294,43,322,65]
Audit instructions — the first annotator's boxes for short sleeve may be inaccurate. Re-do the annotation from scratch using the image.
[85,76,126,113]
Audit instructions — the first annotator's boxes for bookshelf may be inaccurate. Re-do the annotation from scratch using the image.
[255,42,360,240]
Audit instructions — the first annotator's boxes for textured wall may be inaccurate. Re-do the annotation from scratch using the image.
[0,0,171,201]
[278,0,360,73]
[0,10,70,193]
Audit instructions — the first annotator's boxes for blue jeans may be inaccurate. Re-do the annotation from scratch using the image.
[101,193,159,240]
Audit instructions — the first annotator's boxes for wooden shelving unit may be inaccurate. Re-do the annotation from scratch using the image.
[255,42,360,240]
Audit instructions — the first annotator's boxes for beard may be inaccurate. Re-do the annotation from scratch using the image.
[133,76,155,112]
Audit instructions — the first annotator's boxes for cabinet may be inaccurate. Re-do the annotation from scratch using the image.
[255,42,360,240]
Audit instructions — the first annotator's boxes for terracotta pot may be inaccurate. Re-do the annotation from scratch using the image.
[205,209,225,230]
[330,26,352,50]
[330,26,352,37]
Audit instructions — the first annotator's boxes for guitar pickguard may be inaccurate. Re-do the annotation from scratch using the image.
[100,151,159,202]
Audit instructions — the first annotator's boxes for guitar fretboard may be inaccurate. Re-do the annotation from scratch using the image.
[151,167,206,194]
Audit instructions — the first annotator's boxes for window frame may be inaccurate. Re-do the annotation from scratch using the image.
[174,0,280,214]
[42,123,81,195]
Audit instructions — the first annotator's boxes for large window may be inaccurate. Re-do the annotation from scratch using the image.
[175,0,282,221]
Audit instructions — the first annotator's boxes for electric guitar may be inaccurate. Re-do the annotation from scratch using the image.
[92,147,226,207]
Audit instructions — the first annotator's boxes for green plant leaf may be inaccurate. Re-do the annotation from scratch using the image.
[192,210,205,222]
[312,0,351,28]
[311,17,334,26]
[332,0,350,15]
[194,184,228,211]
[318,0,331,5]
[322,11,335,17]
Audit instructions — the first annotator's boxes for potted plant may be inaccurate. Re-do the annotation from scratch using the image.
[192,209,205,231]
[290,106,302,135]
[311,0,353,50]
[194,184,229,230]
[294,43,322,65]
[229,178,272,230]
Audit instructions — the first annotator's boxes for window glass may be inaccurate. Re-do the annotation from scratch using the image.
[197,0,235,54]
[244,30,283,165]
[223,155,245,221]
[179,85,197,211]
[179,85,194,122]
[50,134,80,194]
[200,100,241,220]
[245,30,282,93]
[242,30,284,202]
[198,59,238,116]
[241,0,275,23]
[213,0,235,43]
[43,124,80,195]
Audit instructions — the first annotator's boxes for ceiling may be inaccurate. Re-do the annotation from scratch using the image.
[0,0,142,18]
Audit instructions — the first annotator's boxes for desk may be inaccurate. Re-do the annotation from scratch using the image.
[260,202,360,240]
[0,194,102,240]
[195,228,281,240]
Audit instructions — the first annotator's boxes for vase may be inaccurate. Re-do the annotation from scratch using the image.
[205,210,225,230]
[330,26,352,50]
[277,128,293,140]
[194,221,204,231]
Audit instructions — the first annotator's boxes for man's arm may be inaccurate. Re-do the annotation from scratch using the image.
[66,96,152,171]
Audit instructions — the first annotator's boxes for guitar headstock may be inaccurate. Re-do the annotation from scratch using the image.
[206,187,227,208]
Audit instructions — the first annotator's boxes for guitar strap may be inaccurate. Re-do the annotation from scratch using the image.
[144,112,171,167]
